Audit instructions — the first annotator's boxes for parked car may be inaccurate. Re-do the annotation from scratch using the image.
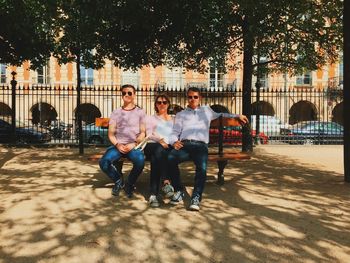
[251,115,290,138]
[280,121,343,145]
[82,123,109,144]
[209,126,269,145]
[0,118,51,143]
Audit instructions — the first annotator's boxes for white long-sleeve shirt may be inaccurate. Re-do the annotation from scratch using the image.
[168,105,239,144]
[146,115,174,144]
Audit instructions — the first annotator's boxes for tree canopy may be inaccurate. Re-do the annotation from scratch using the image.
[0,0,57,68]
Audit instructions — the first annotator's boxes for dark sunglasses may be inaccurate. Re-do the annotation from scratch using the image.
[156,101,168,105]
[122,91,133,96]
[188,95,199,100]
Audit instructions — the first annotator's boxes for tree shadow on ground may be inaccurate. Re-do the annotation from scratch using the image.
[0,148,349,262]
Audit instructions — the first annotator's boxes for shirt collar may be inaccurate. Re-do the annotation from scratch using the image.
[186,105,201,111]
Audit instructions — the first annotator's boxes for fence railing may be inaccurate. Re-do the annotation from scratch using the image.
[0,84,344,146]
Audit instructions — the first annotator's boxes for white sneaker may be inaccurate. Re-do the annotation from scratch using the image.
[189,196,200,211]
[169,191,184,205]
[161,183,174,198]
[149,195,160,208]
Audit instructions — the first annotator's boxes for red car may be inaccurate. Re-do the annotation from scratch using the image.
[209,126,268,145]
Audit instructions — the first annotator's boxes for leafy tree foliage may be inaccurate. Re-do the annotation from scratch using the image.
[0,0,57,68]
[52,0,108,69]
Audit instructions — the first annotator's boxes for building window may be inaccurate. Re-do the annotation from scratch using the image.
[80,66,94,85]
[165,67,183,88]
[259,73,268,89]
[209,61,224,89]
[296,72,312,86]
[37,64,50,84]
[121,69,139,87]
[0,64,6,83]
[257,57,268,89]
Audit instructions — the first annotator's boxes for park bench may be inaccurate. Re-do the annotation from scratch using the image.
[88,117,251,185]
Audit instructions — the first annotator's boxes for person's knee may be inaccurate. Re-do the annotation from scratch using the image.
[167,153,177,164]
[155,148,168,160]
[99,157,109,172]
[132,154,145,168]
[195,161,207,173]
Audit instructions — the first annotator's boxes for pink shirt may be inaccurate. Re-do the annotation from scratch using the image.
[109,107,146,144]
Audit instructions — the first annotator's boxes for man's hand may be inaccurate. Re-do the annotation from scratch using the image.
[116,143,127,154]
[236,114,249,125]
[116,143,135,154]
[173,140,183,150]
[124,142,136,153]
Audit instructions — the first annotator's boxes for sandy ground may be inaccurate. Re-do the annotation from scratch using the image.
[0,145,349,263]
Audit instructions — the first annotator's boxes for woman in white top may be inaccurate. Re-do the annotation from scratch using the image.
[144,94,175,207]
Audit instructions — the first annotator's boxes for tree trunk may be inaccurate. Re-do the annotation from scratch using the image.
[344,0,350,182]
[242,18,254,152]
[76,55,84,155]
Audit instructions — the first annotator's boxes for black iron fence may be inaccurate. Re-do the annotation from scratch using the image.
[0,84,344,146]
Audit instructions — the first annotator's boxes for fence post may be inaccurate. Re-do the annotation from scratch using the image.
[344,0,350,182]
[76,56,84,155]
[11,71,17,143]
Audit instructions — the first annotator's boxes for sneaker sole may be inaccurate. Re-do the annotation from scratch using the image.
[111,190,120,196]
[169,200,183,205]
[189,205,200,211]
[150,203,160,208]
[164,191,175,198]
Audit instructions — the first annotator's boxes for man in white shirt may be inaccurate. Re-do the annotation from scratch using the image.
[168,87,248,211]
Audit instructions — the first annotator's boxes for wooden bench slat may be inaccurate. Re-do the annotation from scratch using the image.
[95,118,109,127]
[210,118,240,128]
[88,152,250,162]
[208,153,250,161]
[88,154,104,161]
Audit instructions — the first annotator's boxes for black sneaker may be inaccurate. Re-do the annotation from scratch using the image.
[111,179,124,196]
[124,183,134,198]
[189,196,201,211]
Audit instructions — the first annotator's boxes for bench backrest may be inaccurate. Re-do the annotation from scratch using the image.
[96,117,241,128]
[210,116,246,156]
[96,118,109,127]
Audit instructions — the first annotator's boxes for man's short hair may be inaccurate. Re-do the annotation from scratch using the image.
[187,87,201,96]
[121,84,136,93]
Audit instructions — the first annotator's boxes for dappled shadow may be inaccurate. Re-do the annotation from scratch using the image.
[0,147,349,262]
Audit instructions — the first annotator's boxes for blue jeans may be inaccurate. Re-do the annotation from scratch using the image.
[99,146,145,187]
[168,141,208,200]
[144,142,171,195]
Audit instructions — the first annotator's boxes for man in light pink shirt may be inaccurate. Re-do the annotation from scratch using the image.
[99,84,146,198]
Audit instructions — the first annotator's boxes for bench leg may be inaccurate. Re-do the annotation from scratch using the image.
[216,160,228,185]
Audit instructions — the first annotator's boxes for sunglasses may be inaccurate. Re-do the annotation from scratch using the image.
[156,101,168,105]
[122,91,133,96]
[188,95,199,100]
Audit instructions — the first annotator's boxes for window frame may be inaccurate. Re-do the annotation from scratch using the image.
[209,61,225,89]
[296,71,312,86]
[80,66,94,85]
[0,64,7,84]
